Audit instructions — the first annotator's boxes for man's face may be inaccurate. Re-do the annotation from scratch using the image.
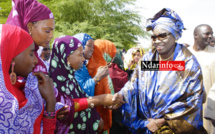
[210,37,215,47]
[195,25,213,50]
[40,43,51,61]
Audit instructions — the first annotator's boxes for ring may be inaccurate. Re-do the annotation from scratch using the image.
[115,104,118,107]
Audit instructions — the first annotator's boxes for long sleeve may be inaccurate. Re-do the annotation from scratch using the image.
[75,65,95,96]
[43,117,57,134]
[118,67,150,133]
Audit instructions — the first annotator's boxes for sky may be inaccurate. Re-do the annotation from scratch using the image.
[134,0,215,48]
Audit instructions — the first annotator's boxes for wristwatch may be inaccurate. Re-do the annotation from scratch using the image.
[88,96,95,108]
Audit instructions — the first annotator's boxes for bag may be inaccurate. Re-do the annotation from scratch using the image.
[154,125,174,134]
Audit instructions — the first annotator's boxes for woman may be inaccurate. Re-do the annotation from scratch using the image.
[109,49,128,93]
[6,1,75,133]
[87,39,116,133]
[109,49,129,134]
[6,1,123,133]
[49,36,124,133]
[118,8,207,134]
[124,47,144,80]
[0,24,58,133]
[7,0,55,74]
[74,33,109,96]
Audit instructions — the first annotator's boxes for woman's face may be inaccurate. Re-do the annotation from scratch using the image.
[28,19,55,47]
[67,46,85,70]
[12,43,38,77]
[133,51,141,63]
[84,39,94,59]
[152,26,176,55]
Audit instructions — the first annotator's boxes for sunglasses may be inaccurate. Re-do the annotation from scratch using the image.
[151,33,171,41]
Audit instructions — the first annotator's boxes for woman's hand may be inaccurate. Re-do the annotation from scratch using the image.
[147,118,166,132]
[94,66,109,83]
[57,105,69,120]
[127,59,134,69]
[147,118,159,132]
[98,118,104,133]
[33,72,56,113]
[103,93,125,109]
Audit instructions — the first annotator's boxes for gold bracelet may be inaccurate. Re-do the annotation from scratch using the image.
[155,119,160,128]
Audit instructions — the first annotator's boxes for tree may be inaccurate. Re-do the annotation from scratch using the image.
[40,0,148,49]
[0,0,149,49]
[0,0,11,23]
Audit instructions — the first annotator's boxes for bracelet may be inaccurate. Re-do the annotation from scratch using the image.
[44,111,56,117]
[155,119,160,128]
[88,96,95,108]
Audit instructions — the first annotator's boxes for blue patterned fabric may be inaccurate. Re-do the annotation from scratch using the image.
[74,33,96,96]
[118,43,204,133]
[147,8,185,40]
[73,33,93,49]
[0,67,43,133]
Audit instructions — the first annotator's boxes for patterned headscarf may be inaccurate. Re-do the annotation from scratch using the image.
[49,36,100,133]
[146,8,185,40]
[6,0,54,32]
[73,33,93,49]
[49,36,83,97]
[124,47,144,70]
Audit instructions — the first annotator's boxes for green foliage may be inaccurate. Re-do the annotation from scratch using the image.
[0,0,11,23]
[0,0,149,49]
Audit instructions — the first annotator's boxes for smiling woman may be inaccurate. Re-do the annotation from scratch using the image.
[117,8,207,134]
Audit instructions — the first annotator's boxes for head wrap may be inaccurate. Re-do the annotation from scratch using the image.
[113,49,124,70]
[49,35,100,133]
[147,8,185,40]
[73,33,93,49]
[0,24,45,132]
[6,0,54,32]
[94,39,117,62]
[124,47,144,70]
[87,39,116,130]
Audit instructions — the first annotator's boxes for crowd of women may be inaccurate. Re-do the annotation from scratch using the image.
[0,0,214,134]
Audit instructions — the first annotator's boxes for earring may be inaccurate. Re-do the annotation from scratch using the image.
[29,32,31,35]
[10,62,17,85]
[67,61,70,66]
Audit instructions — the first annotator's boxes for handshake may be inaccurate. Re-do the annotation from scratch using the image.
[101,93,125,109]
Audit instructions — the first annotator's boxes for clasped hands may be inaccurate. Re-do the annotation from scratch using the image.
[102,93,125,110]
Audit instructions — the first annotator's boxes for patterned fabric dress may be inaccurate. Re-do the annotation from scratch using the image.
[119,43,205,134]
[49,36,100,134]
[0,24,43,133]
[119,8,206,134]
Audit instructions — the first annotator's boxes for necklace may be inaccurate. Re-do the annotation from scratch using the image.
[159,52,174,61]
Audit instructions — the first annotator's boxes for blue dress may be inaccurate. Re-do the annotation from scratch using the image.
[75,65,95,96]
[119,43,205,134]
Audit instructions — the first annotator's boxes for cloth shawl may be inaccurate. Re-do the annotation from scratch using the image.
[6,0,54,74]
[87,39,116,130]
[74,33,95,96]
[119,43,205,133]
[0,24,43,133]
[49,36,100,134]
